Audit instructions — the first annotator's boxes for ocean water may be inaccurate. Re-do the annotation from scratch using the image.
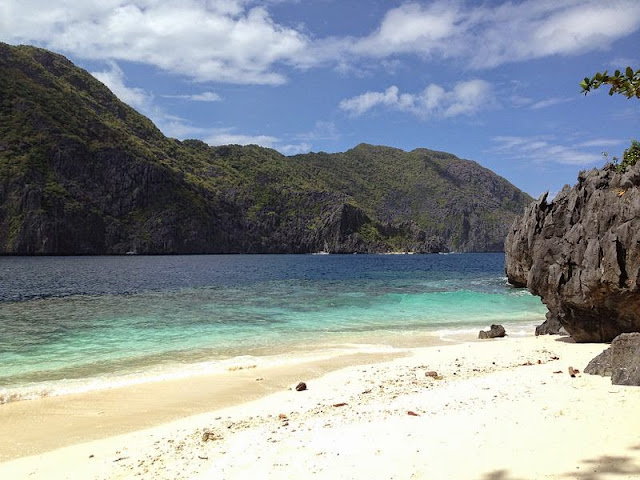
[0,254,546,403]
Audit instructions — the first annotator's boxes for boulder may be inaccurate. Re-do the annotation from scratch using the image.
[505,162,640,342]
[585,333,640,386]
[584,348,612,377]
[479,324,506,339]
[611,333,640,386]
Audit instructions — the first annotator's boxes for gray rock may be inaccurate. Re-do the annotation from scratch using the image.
[585,333,640,385]
[479,324,506,339]
[535,312,565,336]
[584,348,612,377]
[505,162,640,342]
[610,333,640,386]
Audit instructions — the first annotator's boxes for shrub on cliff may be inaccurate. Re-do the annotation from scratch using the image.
[620,140,640,172]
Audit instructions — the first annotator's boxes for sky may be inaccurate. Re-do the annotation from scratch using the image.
[2,0,640,197]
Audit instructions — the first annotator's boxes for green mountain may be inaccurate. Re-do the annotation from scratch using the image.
[0,43,532,255]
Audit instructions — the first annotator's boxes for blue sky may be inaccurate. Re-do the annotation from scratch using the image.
[3,0,640,197]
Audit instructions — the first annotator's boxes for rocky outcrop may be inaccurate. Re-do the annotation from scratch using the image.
[505,163,640,342]
[585,333,640,385]
[534,312,566,336]
[478,324,506,339]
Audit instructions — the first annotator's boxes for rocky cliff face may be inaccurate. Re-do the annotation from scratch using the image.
[505,162,640,342]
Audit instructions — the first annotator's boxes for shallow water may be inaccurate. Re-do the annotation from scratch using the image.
[0,253,545,402]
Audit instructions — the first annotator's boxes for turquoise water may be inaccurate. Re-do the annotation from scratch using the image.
[0,254,546,403]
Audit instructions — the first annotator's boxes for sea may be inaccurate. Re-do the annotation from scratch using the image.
[0,253,546,404]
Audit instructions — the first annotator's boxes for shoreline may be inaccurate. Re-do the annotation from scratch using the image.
[0,324,539,406]
[0,350,408,461]
[2,335,639,479]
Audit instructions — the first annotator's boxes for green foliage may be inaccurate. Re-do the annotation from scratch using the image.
[620,140,640,171]
[0,42,534,254]
[580,67,640,98]
[602,140,640,173]
[355,222,383,244]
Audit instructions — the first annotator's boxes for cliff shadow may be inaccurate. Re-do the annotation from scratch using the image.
[479,445,640,480]
[479,470,526,480]
[568,453,640,479]
[554,335,577,343]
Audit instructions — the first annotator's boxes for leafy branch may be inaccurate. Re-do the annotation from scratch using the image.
[580,67,640,99]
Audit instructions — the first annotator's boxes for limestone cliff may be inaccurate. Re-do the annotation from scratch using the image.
[505,162,640,342]
[0,43,532,255]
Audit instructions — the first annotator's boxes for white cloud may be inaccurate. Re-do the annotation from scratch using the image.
[529,97,574,110]
[205,129,280,147]
[278,143,312,155]
[339,86,403,116]
[163,92,223,102]
[91,62,193,137]
[160,120,208,140]
[191,92,223,102]
[347,0,640,69]
[4,1,640,86]
[91,61,153,112]
[296,121,340,142]
[87,59,315,154]
[579,138,626,148]
[339,80,493,119]
[3,0,308,85]
[510,95,534,108]
[491,135,604,165]
[204,128,312,156]
[608,57,639,68]
[351,2,462,58]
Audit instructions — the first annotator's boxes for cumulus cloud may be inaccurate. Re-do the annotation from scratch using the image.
[3,1,640,85]
[348,0,640,68]
[491,135,605,165]
[161,120,208,140]
[339,80,493,119]
[3,0,308,85]
[278,143,312,155]
[339,86,405,116]
[205,128,280,147]
[203,127,310,155]
[350,2,463,59]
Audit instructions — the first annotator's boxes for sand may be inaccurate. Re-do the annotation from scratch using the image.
[1,335,639,480]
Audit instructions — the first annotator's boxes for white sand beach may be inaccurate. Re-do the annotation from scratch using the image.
[1,335,639,480]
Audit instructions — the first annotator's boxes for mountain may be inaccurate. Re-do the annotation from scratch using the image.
[0,43,532,255]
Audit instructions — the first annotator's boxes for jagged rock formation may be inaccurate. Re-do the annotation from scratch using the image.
[505,162,640,342]
[0,43,532,255]
[585,333,640,386]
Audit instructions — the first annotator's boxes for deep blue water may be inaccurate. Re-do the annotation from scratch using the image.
[0,254,545,403]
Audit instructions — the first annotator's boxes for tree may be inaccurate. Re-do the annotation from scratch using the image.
[580,67,640,98]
